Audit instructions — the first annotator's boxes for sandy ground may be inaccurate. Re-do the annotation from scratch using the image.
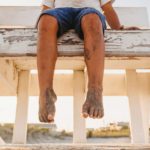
[0,124,131,144]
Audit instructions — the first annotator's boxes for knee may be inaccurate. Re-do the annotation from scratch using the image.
[81,13,103,36]
[37,15,58,33]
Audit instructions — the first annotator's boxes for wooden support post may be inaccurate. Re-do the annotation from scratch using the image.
[137,73,150,143]
[12,70,30,144]
[125,70,149,144]
[73,70,86,143]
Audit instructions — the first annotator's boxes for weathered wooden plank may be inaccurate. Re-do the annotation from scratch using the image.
[0,6,148,27]
[0,29,150,57]
[0,144,150,150]
[0,56,150,71]
[9,57,150,70]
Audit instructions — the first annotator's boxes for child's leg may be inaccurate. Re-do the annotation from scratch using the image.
[81,13,105,119]
[37,15,58,123]
[36,7,76,123]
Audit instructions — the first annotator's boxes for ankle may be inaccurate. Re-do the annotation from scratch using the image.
[40,88,55,97]
[88,85,103,92]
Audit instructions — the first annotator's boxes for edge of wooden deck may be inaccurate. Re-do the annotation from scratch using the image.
[0,144,150,150]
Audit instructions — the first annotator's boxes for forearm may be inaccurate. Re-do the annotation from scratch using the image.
[104,8,122,29]
[102,2,140,30]
[102,2,123,30]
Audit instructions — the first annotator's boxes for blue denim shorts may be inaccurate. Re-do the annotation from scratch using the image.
[36,7,107,39]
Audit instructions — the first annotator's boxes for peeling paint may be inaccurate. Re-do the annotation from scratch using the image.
[0,29,150,57]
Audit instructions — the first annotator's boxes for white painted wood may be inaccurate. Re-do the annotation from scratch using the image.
[12,70,30,144]
[0,60,18,94]
[0,144,150,150]
[1,144,150,150]
[125,70,149,143]
[137,73,150,143]
[0,29,150,57]
[105,58,150,70]
[73,70,86,143]
[10,57,150,70]
[0,7,148,27]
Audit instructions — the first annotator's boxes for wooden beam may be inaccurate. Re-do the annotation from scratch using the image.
[125,70,149,143]
[0,59,18,94]
[138,73,150,143]
[0,144,150,150]
[12,70,30,144]
[73,70,86,143]
[10,56,150,70]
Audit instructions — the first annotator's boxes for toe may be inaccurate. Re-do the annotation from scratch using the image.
[82,103,89,118]
[94,108,99,118]
[89,107,95,118]
[83,112,88,118]
[47,105,55,122]
[48,114,54,122]
[97,109,104,118]
[39,113,48,122]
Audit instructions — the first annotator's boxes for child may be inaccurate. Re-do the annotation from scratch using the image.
[36,0,139,122]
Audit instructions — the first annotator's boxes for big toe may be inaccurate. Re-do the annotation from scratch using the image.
[48,114,54,122]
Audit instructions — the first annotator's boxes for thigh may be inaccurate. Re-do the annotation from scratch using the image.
[36,8,73,37]
[74,7,107,39]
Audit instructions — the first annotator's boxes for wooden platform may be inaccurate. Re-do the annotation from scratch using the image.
[0,6,150,145]
[0,144,150,150]
[0,29,150,144]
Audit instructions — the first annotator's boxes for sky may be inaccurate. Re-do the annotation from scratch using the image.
[0,0,149,131]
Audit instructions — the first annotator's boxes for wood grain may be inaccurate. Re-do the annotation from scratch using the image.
[0,29,150,57]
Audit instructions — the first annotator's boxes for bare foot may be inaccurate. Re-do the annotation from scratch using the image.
[82,87,104,119]
[39,88,57,123]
